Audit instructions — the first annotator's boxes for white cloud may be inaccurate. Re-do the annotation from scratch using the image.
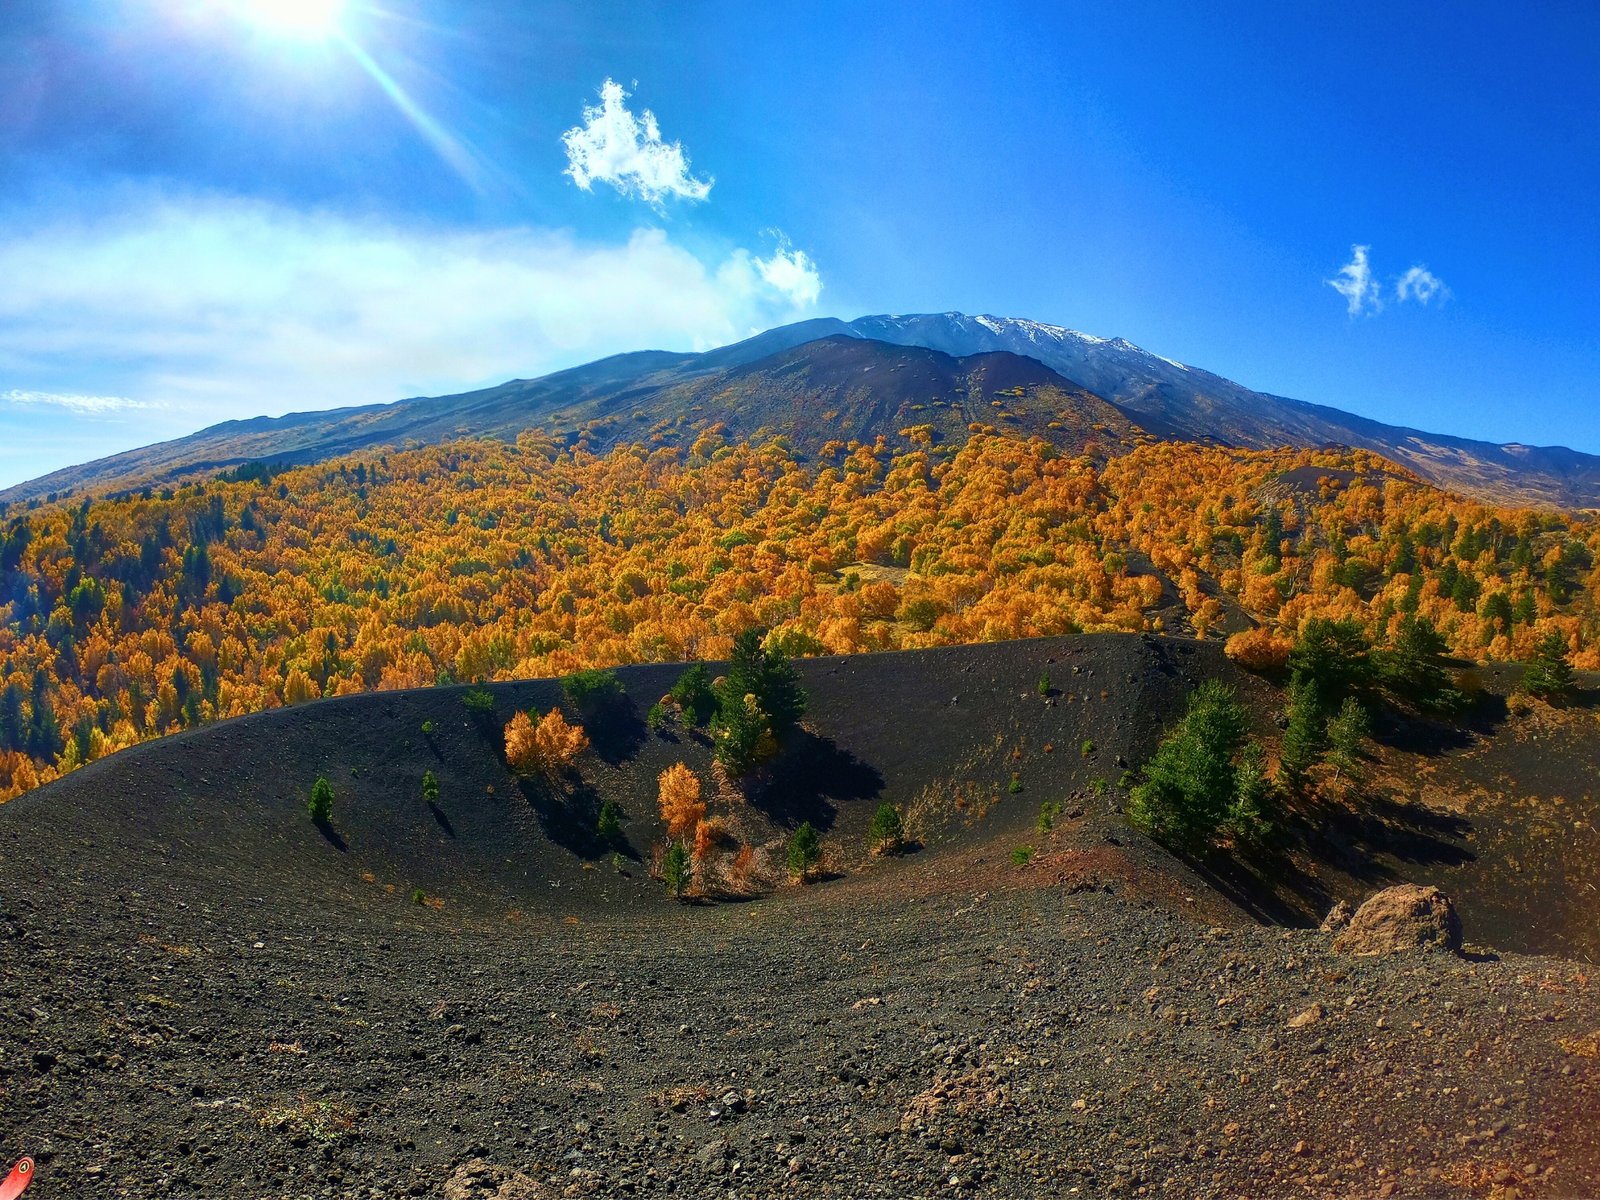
[754,241,823,307]
[562,79,712,205]
[0,195,822,442]
[2,389,148,416]
[1396,265,1450,305]
[1327,244,1383,317]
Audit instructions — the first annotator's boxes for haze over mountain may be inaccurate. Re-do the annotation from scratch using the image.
[6,313,1597,509]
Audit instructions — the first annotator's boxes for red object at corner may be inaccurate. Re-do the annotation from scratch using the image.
[0,1157,33,1199]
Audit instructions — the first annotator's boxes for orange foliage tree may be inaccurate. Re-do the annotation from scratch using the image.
[657,763,705,840]
[505,709,588,776]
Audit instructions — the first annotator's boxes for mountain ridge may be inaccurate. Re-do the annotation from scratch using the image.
[5,312,1597,509]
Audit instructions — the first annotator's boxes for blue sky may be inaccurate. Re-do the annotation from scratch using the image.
[1,1,1597,487]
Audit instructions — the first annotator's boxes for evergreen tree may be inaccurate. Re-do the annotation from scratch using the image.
[0,683,23,754]
[722,629,807,738]
[1277,678,1322,793]
[1288,617,1373,715]
[787,821,821,880]
[1326,697,1371,780]
[867,803,905,855]
[662,839,691,899]
[1128,681,1267,850]
[668,664,716,726]
[1523,630,1575,699]
[1380,614,1459,710]
[307,777,334,824]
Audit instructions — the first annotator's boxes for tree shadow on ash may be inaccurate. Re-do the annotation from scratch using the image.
[314,817,348,853]
[745,733,884,833]
[575,697,649,766]
[1212,787,1476,927]
[515,774,635,862]
[1370,690,1507,755]
[426,800,456,838]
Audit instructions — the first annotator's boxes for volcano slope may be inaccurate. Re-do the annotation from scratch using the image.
[1,634,1599,1198]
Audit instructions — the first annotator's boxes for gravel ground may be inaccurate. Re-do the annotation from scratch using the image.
[2,636,1599,1198]
[3,849,1599,1199]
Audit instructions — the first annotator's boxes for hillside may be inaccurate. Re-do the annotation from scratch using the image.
[3,637,1600,1196]
[0,429,1594,805]
[5,313,1598,508]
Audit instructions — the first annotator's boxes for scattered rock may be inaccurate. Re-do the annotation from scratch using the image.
[1332,885,1464,955]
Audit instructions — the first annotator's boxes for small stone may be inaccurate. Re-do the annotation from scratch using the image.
[1288,1004,1324,1029]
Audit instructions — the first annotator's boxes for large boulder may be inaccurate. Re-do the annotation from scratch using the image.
[1331,884,1463,955]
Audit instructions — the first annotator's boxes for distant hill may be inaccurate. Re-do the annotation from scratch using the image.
[6,312,1599,508]
[827,314,1600,509]
[0,336,1142,503]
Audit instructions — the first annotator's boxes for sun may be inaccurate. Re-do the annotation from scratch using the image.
[235,0,347,39]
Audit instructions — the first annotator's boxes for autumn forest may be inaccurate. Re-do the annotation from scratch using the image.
[0,426,1594,801]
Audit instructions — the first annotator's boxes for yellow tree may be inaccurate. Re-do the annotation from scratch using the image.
[657,762,706,840]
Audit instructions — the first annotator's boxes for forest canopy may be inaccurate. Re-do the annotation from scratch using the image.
[0,427,1593,801]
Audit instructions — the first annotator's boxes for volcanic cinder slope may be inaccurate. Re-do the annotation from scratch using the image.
[2,635,1599,1198]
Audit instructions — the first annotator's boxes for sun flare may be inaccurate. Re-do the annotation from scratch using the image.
[235,0,347,39]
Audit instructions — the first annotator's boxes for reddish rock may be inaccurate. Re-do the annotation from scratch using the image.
[1332,884,1463,955]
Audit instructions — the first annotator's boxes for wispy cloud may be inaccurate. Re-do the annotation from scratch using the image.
[562,79,712,205]
[1327,245,1383,317]
[1396,265,1450,305]
[0,194,822,445]
[2,389,148,416]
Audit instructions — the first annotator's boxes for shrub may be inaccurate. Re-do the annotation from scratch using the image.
[561,668,624,714]
[1523,630,1575,699]
[646,701,670,732]
[668,664,717,726]
[787,821,820,880]
[596,798,623,845]
[461,688,495,714]
[1127,681,1270,851]
[867,803,904,855]
[662,840,691,899]
[420,719,436,736]
[1011,845,1034,866]
[1080,738,1095,757]
[1037,672,1052,698]
[307,776,334,824]
[657,763,705,841]
[693,817,728,862]
[1036,800,1062,834]
[410,887,426,905]
[1224,627,1292,673]
[421,770,440,802]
